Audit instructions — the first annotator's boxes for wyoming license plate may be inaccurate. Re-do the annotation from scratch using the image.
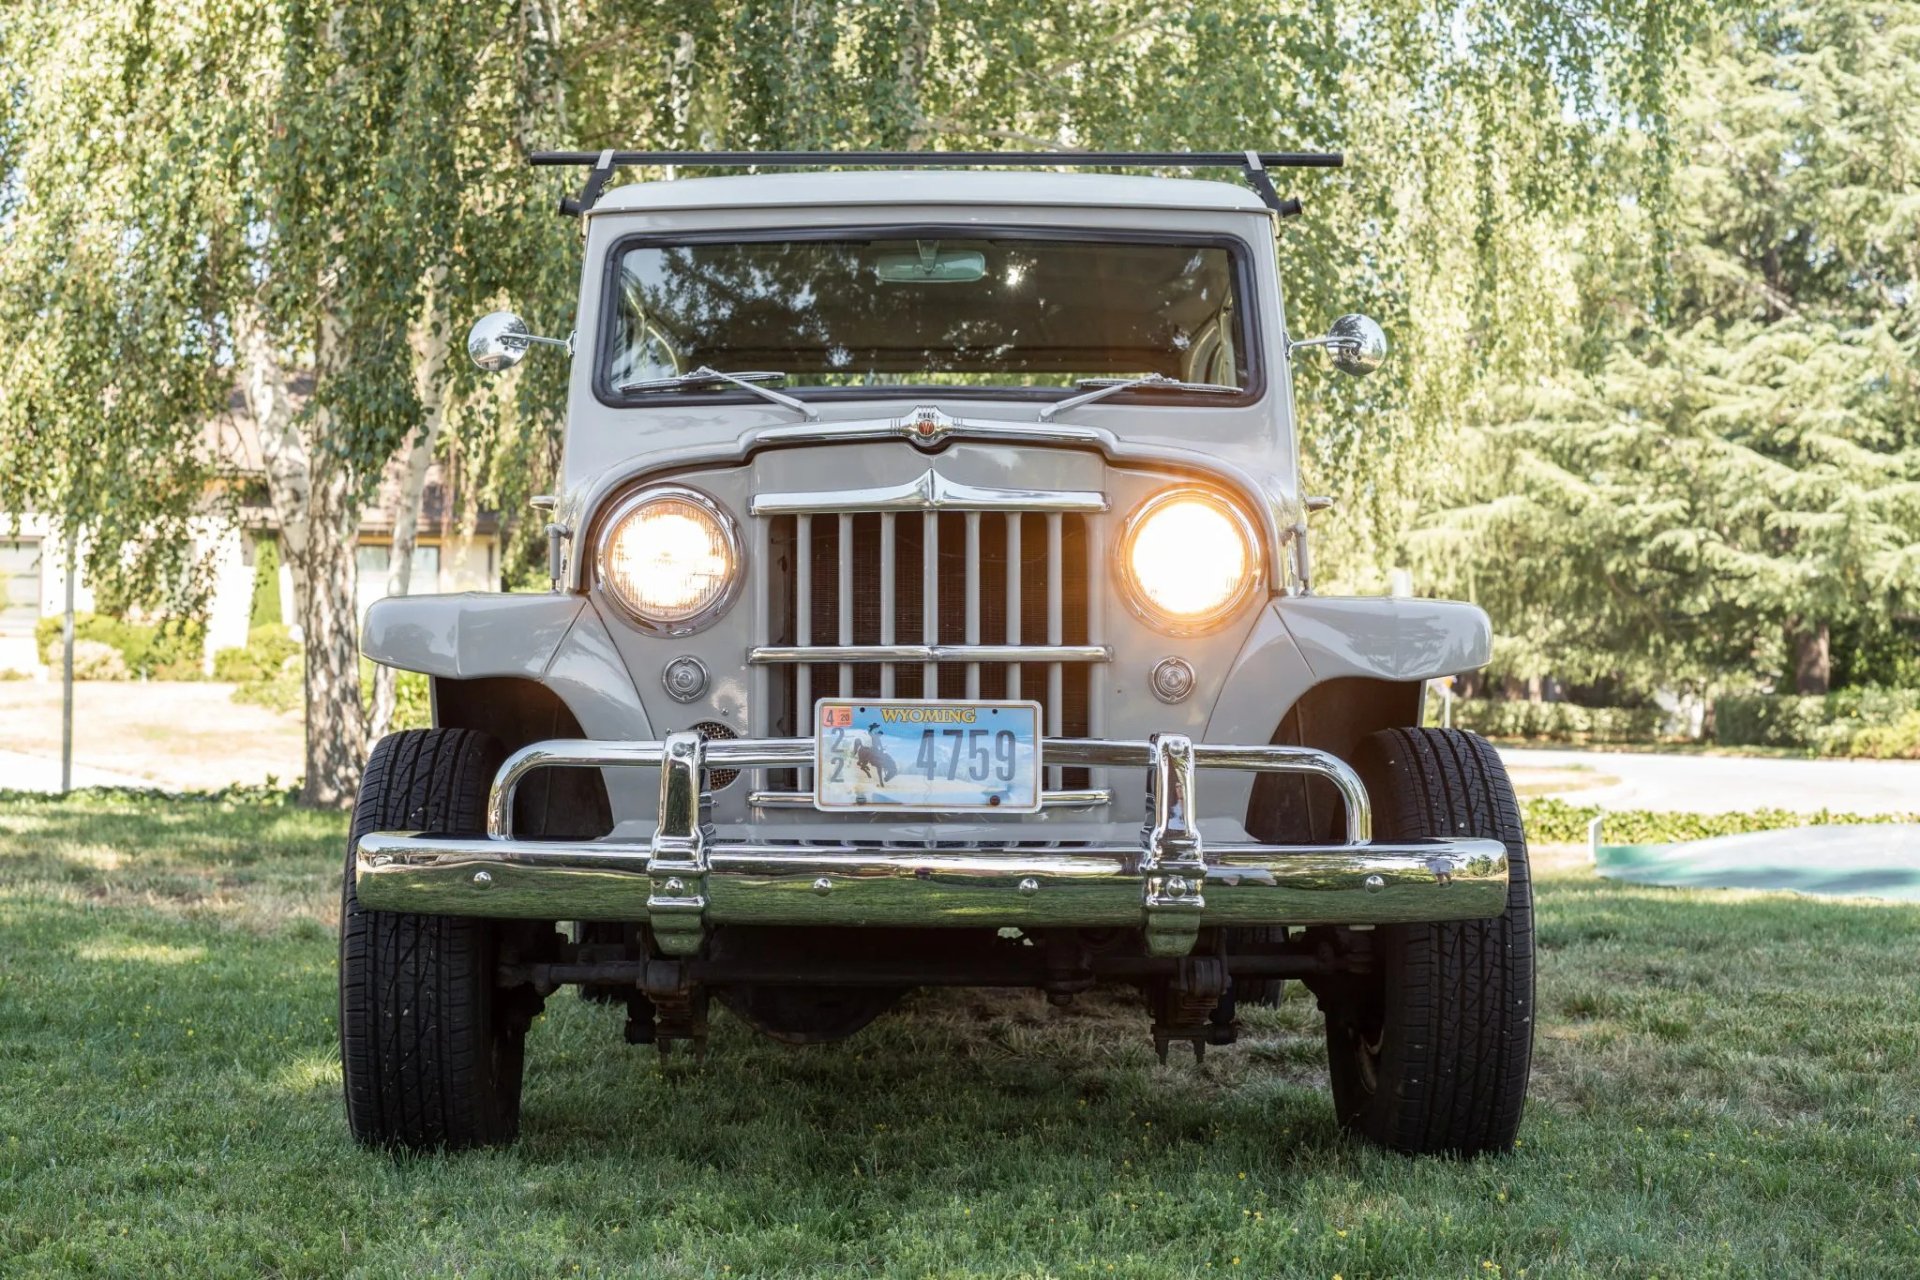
[813,699,1044,813]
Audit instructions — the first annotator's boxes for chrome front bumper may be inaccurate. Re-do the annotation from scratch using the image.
[353,732,1510,957]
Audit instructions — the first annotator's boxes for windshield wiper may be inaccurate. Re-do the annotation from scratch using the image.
[618,366,818,422]
[1038,373,1240,423]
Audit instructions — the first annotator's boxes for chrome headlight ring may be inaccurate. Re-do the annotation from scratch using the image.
[1114,485,1264,636]
[594,485,744,636]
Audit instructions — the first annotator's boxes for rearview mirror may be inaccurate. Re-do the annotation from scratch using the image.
[873,245,988,284]
[467,311,570,373]
[1290,313,1388,378]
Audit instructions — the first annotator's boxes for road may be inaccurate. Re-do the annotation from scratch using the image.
[0,748,153,792]
[1499,746,1920,816]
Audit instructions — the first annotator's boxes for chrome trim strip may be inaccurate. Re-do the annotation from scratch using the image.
[746,787,1113,811]
[749,643,1112,665]
[751,469,1108,515]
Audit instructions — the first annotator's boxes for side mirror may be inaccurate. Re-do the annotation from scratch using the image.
[1290,313,1388,378]
[467,310,569,373]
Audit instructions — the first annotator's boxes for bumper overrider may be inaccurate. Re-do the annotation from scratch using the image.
[354,731,1510,958]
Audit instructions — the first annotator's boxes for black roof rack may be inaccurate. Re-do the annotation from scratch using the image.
[528,149,1343,218]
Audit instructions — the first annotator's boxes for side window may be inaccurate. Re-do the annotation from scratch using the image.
[0,538,42,636]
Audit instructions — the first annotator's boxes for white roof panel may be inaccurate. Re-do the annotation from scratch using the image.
[588,169,1273,216]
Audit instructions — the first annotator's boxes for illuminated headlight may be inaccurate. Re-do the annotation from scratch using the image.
[1117,487,1262,633]
[596,487,741,633]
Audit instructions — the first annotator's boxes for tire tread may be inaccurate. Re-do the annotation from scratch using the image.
[1335,727,1534,1156]
[339,728,520,1151]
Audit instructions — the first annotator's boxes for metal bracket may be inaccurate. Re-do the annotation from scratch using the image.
[557,148,616,217]
[647,730,711,955]
[1140,733,1206,958]
[1241,150,1303,218]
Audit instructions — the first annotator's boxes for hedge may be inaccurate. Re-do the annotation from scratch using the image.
[1444,699,1670,744]
[34,612,206,679]
[212,624,300,684]
[1714,688,1920,755]
[1521,797,1920,845]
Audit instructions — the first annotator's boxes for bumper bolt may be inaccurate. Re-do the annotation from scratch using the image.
[472,870,493,889]
[1363,873,1386,894]
[812,877,833,896]
[1017,877,1040,897]
[662,877,686,896]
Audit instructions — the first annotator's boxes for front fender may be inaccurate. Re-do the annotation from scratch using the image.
[361,592,653,741]
[362,592,585,681]
[1205,594,1491,747]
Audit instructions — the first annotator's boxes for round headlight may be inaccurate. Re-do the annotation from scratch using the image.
[1117,487,1262,633]
[597,487,741,633]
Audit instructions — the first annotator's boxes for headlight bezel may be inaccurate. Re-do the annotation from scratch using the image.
[594,484,744,636]
[1115,485,1264,636]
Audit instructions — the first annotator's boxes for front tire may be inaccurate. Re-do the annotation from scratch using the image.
[1320,728,1534,1156]
[339,728,532,1151]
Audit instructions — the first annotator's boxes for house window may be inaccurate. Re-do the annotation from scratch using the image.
[0,538,42,636]
[356,543,440,626]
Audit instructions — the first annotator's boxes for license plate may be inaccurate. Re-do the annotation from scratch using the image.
[812,699,1044,813]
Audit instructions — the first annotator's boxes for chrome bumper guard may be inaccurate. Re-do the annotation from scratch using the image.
[354,733,1510,958]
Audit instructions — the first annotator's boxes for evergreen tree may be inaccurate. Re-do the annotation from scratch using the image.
[1419,2,1920,697]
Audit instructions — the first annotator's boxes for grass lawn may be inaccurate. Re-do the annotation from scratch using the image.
[2,792,1916,1278]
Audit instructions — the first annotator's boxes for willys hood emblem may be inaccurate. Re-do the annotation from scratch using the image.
[897,405,956,448]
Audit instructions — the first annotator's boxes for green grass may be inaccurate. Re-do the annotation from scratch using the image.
[2,792,1917,1277]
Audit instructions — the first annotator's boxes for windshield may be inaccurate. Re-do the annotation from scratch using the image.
[601,233,1251,397]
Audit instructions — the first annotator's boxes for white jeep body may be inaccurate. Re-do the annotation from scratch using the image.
[352,166,1505,1036]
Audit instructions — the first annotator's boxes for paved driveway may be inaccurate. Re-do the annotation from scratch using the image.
[1499,746,1920,816]
[0,748,151,792]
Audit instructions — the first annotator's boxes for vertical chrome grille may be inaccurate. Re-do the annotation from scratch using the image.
[757,509,1101,796]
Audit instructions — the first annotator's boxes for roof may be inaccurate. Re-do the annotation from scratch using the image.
[590,169,1274,217]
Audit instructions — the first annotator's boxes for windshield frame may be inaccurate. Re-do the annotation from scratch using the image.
[590,223,1266,412]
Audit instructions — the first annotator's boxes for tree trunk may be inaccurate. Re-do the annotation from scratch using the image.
[238,300,367,808]
[1790,618,1831,696]
[299,461,368,806]
[369,276,451,740]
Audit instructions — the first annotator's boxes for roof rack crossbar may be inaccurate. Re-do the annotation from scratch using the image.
[531,149,1342,217]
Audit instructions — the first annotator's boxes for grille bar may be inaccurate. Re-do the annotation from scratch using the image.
[751,644,1109,664]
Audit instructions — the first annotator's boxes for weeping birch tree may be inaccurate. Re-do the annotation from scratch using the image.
[5,0,1705,804]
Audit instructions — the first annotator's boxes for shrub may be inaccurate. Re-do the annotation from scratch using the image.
[213,624,300,684]
[1845,710,1920,761]
[1445,698,1669,744]
[34,611,205,679]
[69,638,129,681]
[1523,797,1920,845]
[250,538,283,628]
[1713,688,1920,756]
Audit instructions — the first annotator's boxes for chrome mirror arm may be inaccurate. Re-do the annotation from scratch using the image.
[1287,314,1388,378]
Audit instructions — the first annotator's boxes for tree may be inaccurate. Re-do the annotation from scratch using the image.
[0,3,232,629]
[5,0,1708,804]
[1416,2,1920,699]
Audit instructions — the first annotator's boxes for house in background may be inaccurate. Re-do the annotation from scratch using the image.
[0,387,502,676]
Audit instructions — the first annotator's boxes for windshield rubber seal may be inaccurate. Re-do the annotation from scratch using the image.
[589,223,1267,413]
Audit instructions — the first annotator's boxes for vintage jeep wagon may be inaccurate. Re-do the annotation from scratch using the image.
[344,150,1533,1157]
